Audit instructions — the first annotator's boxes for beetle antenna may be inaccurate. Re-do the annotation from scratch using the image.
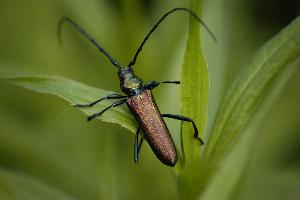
[58,17,122,70]
[128,7,217,68]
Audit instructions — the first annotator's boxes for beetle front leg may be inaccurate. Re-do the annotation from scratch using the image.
[134,127,144,163]
[75,94,127,108]
[144,80,180,90]
[87,99,127,121]
[162,114,204,144]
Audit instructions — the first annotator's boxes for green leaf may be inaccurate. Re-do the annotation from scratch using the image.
[4,76,136,133]
[177,0,209,199]
[0,168,74,200]
[200,56,299,200]
[204,16,300,162]
[180,0,208,163]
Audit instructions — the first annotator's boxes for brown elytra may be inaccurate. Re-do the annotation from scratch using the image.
[127,90,177,166]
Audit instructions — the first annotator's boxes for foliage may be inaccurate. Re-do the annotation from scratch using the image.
[0,0,299,199]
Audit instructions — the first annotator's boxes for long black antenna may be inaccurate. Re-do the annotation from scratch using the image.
[128,7,217,68]
[58,17,122,69]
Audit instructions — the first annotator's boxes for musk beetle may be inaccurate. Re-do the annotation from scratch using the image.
[58,7,216,167]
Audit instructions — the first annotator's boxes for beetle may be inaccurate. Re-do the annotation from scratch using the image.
[58,7,216,167]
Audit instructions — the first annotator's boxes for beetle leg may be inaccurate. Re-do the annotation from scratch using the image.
[134,127,140,162]
[74,94,127,108]
[144,81,159,90]
[162,114,204,145]
[144,80,180,90]
[87,99,127,121]
[134,127,144,163]
[161,81,180,84]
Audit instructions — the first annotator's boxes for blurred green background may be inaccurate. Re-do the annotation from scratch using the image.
[0,0,299,199]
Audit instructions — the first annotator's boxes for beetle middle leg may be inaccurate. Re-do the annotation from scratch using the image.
[87,99,127,121]
[162,114,204,144]
[75,94,127,108]
[134,126,144,163]
[144,80,180,90]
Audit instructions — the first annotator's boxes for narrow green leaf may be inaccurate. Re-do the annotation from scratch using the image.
[204,17,300,162]
[0,168,74,200]
[180,0,209,163]
[178,0,209,199]
[4,76,136,133]
[200,57,299,200]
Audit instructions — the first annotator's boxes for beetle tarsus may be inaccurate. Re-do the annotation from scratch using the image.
[134,127,144,163]
[162,114,204,145]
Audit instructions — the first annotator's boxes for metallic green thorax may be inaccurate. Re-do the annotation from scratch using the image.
[118,67,144,96]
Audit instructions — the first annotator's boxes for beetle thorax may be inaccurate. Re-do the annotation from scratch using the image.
[118,67,143,96]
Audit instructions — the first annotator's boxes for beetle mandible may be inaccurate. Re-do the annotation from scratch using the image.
[58,7,216,167]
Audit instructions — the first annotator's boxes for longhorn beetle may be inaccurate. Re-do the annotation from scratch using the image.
[58,7,216,167]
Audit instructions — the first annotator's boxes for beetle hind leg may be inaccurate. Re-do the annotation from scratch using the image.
[162,114,204,145]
